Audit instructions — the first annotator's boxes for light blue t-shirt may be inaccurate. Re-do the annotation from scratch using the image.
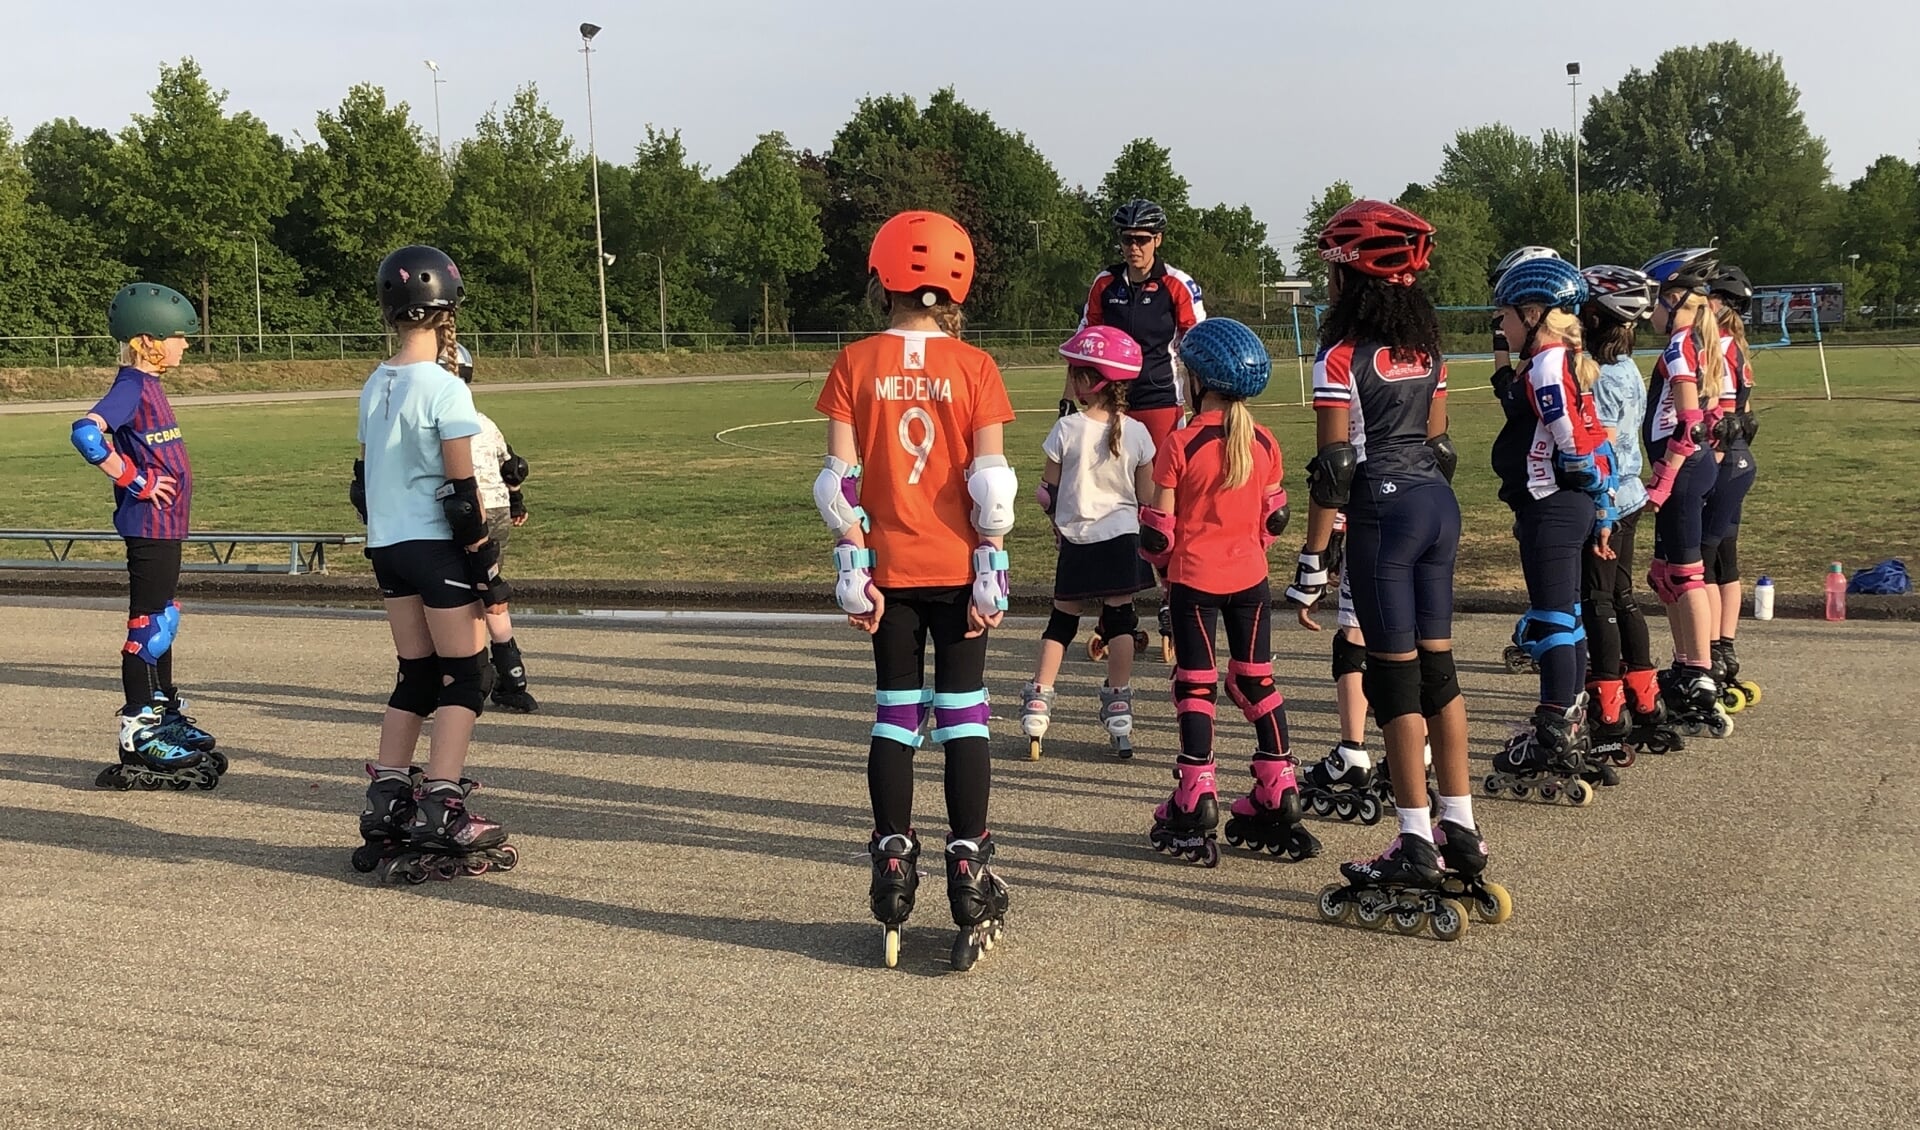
[357,361,482,548]
[1592,356,1649,517]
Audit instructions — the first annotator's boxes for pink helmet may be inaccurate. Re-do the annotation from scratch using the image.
[1059,325,1143,387]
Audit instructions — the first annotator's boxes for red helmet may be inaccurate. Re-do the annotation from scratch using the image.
[868,211,975,305]
[1317,199,1435,286]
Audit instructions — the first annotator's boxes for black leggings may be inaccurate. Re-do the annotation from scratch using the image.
[1582,506,1653,679]
[867,587,991,841]
[1167,580,1290,761]
[123,537,183,707]
[1514,490,1590,709]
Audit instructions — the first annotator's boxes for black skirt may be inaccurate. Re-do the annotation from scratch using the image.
[1054,533,1158,602]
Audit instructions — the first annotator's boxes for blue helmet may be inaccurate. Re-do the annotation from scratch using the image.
[1493,256,1589,312]
[1180,318,1270,399]
[1640,247,1718,294]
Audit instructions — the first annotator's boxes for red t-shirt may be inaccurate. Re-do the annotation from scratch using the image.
[1152,409,1281,594]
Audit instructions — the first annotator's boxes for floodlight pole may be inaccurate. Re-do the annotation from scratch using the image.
[581,23,612,375]
[1568,62,1582,267]
[424,61,446,159]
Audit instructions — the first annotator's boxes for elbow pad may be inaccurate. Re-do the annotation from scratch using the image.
[1261,487,1289,549]
[500,447,529,486]
[1668,409,1704,459]
[967,454,1018,537]
[1740,411,1759,444]
[71,419,112,465]
[1306,442,1357,508]
[1426,432,1457,482]
[1710,411,1741,446]
[1138,506,1176,569]
[813,456,868,537]
[435,476,487,545]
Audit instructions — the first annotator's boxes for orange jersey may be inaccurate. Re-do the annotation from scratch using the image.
[1152,410,1282,594]
[815,329,1016,588]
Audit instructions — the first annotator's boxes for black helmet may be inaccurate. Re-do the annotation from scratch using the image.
[1110,199,1167,233]
[1640,247,1719,296]
[377,245,465,324]
[1709,265,1753,313]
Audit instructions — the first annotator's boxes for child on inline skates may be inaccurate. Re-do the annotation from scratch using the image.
[72,283,225,790]
[350,245,518,884]
[455,345,539,714]
[1292,199,1507,941]
[813,211,1016,972]
[1018,325,1159,761]
[1137,317,1319,868]
[1702,266,1762,714]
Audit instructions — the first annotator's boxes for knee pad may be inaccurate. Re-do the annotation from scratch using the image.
[1362,655,1423,725]
[1042,608,1079,647]
[438,651,492,715]
[1699,537,1725,585]
[1097,602,1139,640]
[1648,559,1705,603]
[1585,589,1615,623]
[1331,630,1368,680]
[1225,660,1282,722]
[873,687,933,748]
[1714,534,1740,585]
[123,601,181,665]
[1512,606,1583,661]
[1418,648,1460,717]
[931,688,991,744]
[1172,666,1218,718]
[388,655,441,717]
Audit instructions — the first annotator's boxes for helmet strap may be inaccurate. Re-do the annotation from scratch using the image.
[129,335,171,372]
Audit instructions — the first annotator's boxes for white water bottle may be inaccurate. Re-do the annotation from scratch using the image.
[1754,575,1775,621]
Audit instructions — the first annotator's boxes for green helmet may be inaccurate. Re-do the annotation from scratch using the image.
[108,283,201,342]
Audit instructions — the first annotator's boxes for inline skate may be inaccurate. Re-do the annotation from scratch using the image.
[377,778,518,884]
[1660,664,1733,739]
[1482,701,1597,806]
[1584,680,1636,770]
[1501,644,1539,676]
[1149,758,1220,867]
[1432,819,1514,925]
[1623,667,1684,754]
[1298,741,1383,825]
[868,831,921,969]
[1157,604,1175,665]
[352,763,426,872]
[1316,833,1471,942]
[96,704,221,791]
[1711,639,1760,713]
[1087,627,1149,662]
[155,692,220,760]
[1017,680,1054,761]
[1223,755,1322,860]
[489,639,538,714]
[945,835,1009,972]
[1099,684,1134,759]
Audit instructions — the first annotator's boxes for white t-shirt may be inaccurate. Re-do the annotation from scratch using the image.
[1041,412,1156,544]
[472,410,512,513]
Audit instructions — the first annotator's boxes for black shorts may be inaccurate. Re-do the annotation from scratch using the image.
[1054,533,1156,602]
[370,540,480,609]
[1343,479,1461,654]
[125,537,183,615]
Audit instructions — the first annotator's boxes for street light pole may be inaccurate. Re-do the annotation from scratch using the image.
[1029,219,1045,253]
[1567,61,1582,267]
[580,23,612,375]
[638,251,668,353]
[230,229,263,352]
[423,60,445,159]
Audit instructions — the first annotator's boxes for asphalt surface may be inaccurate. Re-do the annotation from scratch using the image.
[0,599,1914,1129]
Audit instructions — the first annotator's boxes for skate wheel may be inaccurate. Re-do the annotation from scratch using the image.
[1538,783,1559,802]
[167,776,192,791]
[1334,796,1357,821]
[1357,794,1383,826]
[1317,884,1351,925]
[203,751,229,775]
[136,775,163,791]
[1224,828,1246,848]
[1353,894,1391,930]
[1720,687,1744,714]
[492,843,519,872]
[462,859,492,876]
[1309,794,1334,818]
[1475,882,1514,925]
[1480,775,1500,798]
[1028,737,1042,762]
[1161,638,1175,665]
[1131,631,1150,656]
[883,926,901,969]
[1612,748,1637,769]
[1502,646,1530,674]
[1288,830,1323,862]
[1390,905,1425,935]
[402,862,430,885]
[1706,713,1734,739]
[1196,842,1220,869]
[1087,636,1106,662]
[1566,779,1594,807]
[1739,681,1761,706]
[1428,898,1470,942]
[950,934,980,973]
[1113,740,1133,761]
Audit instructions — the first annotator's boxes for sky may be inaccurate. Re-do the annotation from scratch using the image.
[6,0,1919,262]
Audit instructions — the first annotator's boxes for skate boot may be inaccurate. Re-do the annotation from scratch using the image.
[1316,832,1470,941]
[1017,680,1055,761]
[1623,667,1684,754]
[1099,683,1135,759]
[1432,819,1514,925]
[1585,679,1635,771]
[1660,663,1732,739]
[1482,701,1597,806]
[1149,758,1221,867]
[1299,741,1381,824]
[868,831,921,969]
[1224,755,1323,859]
[352,764,424,872]
[378,778,519,884]
[1721,639,1760,709]
[155,692,220,758]
[1711,639,1759,713]
[96,705,220,791]
[489,639,538,714]
[945,834,1009,972]
[1157,604,1175,664]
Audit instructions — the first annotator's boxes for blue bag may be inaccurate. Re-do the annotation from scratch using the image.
[1848,559,1912,595]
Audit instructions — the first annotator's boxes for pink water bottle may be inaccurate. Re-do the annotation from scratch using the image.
[1824,562,1847,621]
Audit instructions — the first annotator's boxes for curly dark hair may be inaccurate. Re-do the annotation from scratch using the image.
[1317,266,1442,363]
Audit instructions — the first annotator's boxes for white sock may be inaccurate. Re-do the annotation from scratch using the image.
[1436,794,1475,830]
[1397,806,1433,843]
[374,765,413,783]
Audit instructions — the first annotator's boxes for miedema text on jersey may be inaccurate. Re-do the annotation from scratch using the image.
[814,329,1017,589]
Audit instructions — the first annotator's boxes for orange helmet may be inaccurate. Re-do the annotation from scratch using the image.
[868,211,975,305]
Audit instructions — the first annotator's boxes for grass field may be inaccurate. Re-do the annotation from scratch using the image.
[4,343,1916,593]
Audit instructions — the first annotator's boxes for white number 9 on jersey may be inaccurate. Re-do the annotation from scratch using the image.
[898,407,935,485]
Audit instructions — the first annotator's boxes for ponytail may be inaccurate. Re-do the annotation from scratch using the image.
[434,315,461,378]
[1104,381,1128,458]
[1688,295,1725,404]
[1220,399,1255,490]
[1716,301,1749,352]
[1542,309,1600,393]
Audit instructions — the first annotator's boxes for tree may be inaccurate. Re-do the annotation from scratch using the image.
[1582,41,1834,279]
[0,121,132,344]
[1097,138,1191,221]
[1294,181,1355,293]
[1835,156,1919,312]
[22,118,119,230]
[1409,187,1498,307]
[444,84,592,343]
[1435,125,1572,260]
[718,132,825,336]
[599,128,726,336]
[106,59,296,341]
[1579,187,1672,269]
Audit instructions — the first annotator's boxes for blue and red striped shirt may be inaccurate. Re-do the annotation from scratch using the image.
[90,366,192,539]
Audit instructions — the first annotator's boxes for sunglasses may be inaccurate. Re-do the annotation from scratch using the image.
[1119,233,1156,247]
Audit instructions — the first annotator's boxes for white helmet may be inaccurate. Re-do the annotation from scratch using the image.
[1580,264,1657,325]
